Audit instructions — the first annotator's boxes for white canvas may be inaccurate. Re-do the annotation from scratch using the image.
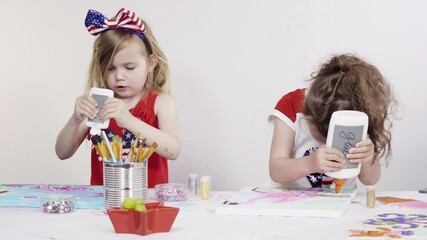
[215,186,356,218]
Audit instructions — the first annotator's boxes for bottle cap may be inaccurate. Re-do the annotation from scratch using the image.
[90,127,101,136]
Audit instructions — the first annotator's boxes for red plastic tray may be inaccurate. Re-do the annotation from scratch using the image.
[107,202,179,236]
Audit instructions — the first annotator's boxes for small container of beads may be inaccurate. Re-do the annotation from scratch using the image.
[40,194,76,214]
[154,183,187,202]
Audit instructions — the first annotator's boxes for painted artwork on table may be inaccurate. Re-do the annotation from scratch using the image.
[0,184,104,209]
[215,186,357,218]
[376,196,427,209]
[348,213,427,239]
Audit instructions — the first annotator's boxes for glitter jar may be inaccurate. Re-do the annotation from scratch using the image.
[200,176,210,200]
[188,174,199,195]
[366,185,376,208]
[40,194,76,214]
[155,183,187,202]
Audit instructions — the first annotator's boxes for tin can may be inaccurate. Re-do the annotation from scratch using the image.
[103,161,148,209]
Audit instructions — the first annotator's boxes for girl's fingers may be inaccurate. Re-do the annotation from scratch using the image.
[76,105,94,119]
[349,145,372,154]
[79,102,98,118]
[324,152,345,164]
[99,104,122,121]
[87,95,98,106]
[100,99,129,121]
[348,139,374,164]
[355,138,372,147]
[348,151,373,160]
[326,160,346,169]
[321,164,343,173]
[348,148,374,164]
[102,98,120,108]
[80,97,98,111]
[348,156,372,164]
[317,157,346,172]
[75,97,98,120]
[99,107,115,120]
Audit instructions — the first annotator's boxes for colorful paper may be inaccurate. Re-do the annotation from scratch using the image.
[348,213,427,239]
[377,196,427,209]
[0,184,104,209]
[215,186,356,218]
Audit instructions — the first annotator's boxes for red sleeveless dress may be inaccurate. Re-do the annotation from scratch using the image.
[90,91,168,188]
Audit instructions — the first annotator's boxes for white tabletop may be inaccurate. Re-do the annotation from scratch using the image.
[1,190,426,240]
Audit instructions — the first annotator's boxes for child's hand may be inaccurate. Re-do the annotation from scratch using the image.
[347,137,375,165]
[73,95,98,123]
[98,98,133,128]
[309,146,346,173]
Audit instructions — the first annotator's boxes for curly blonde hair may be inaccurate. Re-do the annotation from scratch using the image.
[85,19,170,97]
[303,54,396,165]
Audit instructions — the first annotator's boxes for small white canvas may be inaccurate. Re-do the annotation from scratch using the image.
[215,186,356,218]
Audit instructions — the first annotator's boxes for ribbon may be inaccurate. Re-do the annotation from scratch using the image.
[85,8,146,36]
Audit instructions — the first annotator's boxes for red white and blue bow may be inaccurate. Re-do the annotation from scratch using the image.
[85,8,146,36]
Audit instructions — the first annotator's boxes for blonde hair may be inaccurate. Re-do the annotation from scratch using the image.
[85,19,170,97]
[303,54,396,165]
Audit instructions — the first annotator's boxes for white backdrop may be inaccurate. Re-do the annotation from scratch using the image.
[0,0,426,191]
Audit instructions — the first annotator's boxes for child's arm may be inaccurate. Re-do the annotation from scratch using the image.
[347,138,380,185]
[269,117,345,183]
[153,94,180,159]
[55,95,98,159]
[100,94,180,160]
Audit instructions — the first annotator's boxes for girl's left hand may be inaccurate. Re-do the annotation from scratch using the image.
[347,137,375,165]
[98,98,133,128]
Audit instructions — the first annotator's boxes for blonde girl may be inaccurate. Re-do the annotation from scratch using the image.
[56,9,180,187]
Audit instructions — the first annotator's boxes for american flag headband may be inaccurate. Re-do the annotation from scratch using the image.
[85,8,152,54]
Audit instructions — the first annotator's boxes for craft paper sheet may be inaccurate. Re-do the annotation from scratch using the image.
[215,186,356,218]
[0,184,104,209]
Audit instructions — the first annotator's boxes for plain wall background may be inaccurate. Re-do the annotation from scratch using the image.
[1,0,426,191]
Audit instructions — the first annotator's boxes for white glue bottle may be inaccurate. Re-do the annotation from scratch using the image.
[324,110,369,179]
[85,88,114,136]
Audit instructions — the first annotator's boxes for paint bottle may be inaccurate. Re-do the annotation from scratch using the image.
[324,110,369,179]
[366,185,376,208]
[200,176,210,200]
[202,175,211,193]
[188,174,199,196]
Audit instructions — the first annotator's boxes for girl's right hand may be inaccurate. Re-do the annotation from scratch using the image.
[309,146,346,173]
[73,95,98,123]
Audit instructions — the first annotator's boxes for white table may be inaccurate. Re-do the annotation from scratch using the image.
[1,190,426,240]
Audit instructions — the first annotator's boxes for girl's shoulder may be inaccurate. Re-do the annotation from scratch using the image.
[134,91,174,111]
[153,92,176,115]
[273,88,306,123]
[276,88,306,110]
[150,91,173,103]
[139,90,167,107]
[282,88,306,99]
